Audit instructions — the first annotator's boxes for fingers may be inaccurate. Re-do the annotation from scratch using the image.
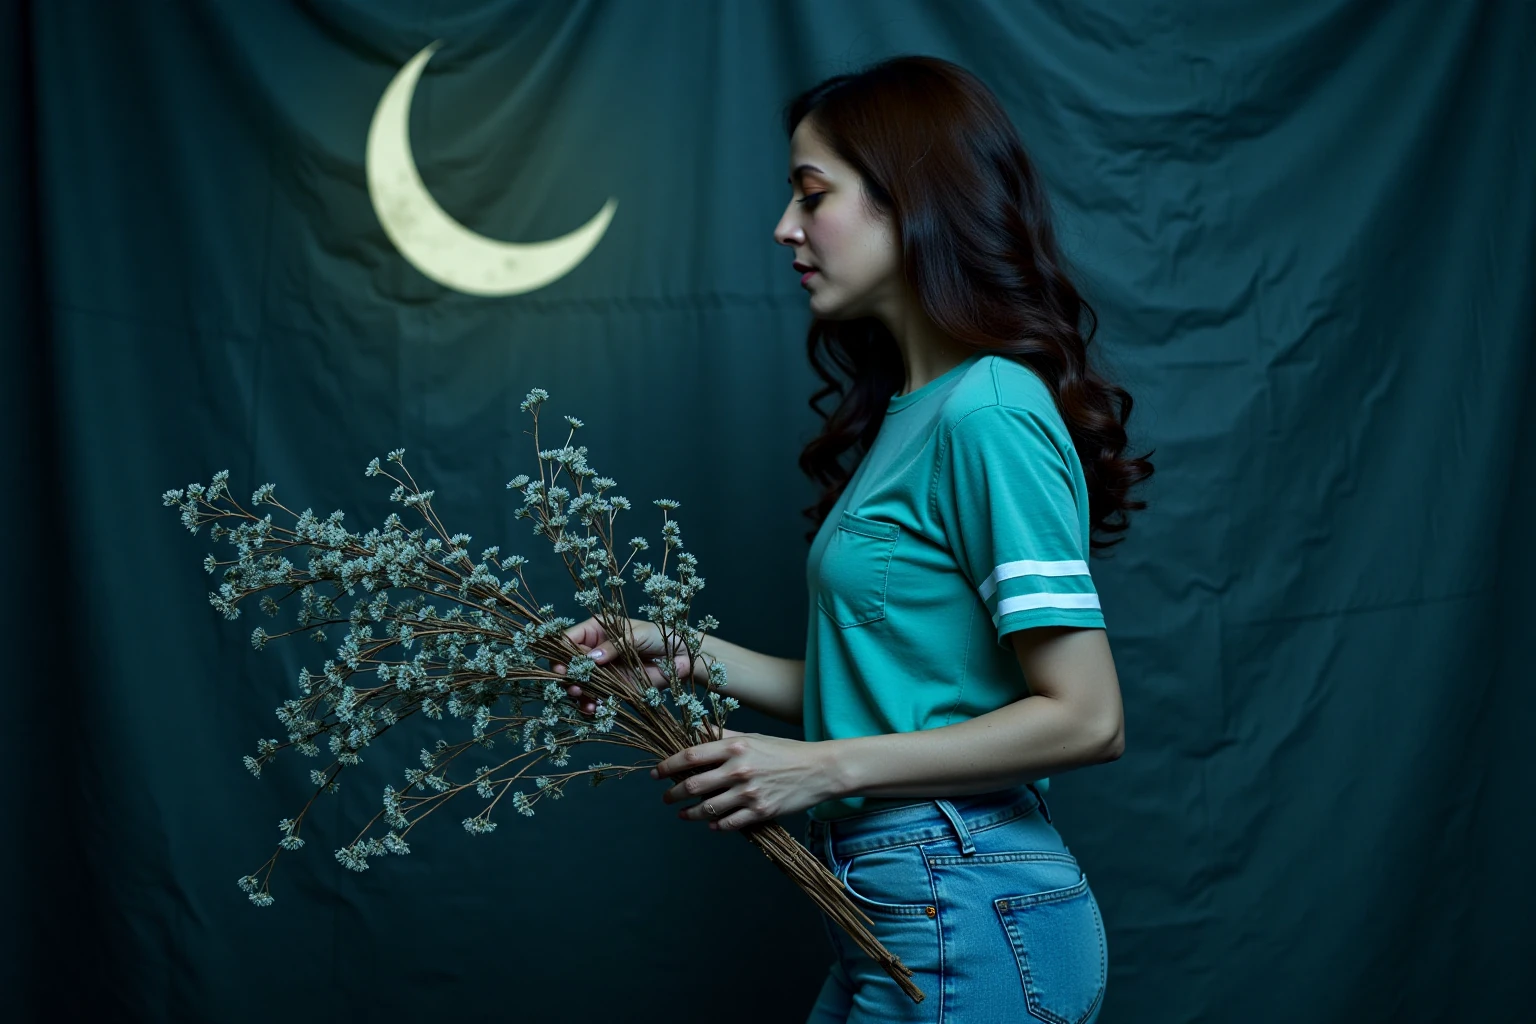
[673,652,707,683]
[682,791,742,823]
[660,767,735,811]
[709,806,756,831]
[554,618,605,668]
[564,684,596,716]
[562,617,605,650]
[672,783,753,831]
[552,619,681,717]
[552,616,607,678]
[654,739,735,782]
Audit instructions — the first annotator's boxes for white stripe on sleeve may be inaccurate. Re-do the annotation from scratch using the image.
[991,591,1103,626]
[978,559,1090,601]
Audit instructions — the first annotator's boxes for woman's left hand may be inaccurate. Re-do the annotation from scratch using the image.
[651,728,841,831]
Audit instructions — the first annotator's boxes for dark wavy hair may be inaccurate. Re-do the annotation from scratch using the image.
[784,55,1154,550]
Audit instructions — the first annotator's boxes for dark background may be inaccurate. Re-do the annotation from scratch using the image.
[5,1,1533,1021]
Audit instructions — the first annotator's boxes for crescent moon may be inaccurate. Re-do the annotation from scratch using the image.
[365,40,617,297]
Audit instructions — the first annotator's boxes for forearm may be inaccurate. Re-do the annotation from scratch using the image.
[696,634,805,726]
[824,693,1122,801]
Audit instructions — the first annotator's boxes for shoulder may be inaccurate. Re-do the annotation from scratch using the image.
[936,353,1065,446]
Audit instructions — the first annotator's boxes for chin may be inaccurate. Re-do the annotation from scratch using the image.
[808,292,851,320]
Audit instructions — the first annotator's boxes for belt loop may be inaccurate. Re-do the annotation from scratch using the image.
[934,798,976,856]
[1026,782,1053,824]
[821,821,837,871]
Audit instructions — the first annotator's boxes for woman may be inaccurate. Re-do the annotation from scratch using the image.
[559,54,1153,1024]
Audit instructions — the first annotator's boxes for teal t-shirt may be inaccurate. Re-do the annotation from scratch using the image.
[802,351,1107,821]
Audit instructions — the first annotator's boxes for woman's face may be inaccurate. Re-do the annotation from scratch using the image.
[774,118,903,322]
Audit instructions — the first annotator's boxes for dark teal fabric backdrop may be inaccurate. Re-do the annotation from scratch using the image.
[7,1,1534,1021]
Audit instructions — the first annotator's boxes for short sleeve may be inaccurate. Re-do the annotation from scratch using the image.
[933,404,1105,647]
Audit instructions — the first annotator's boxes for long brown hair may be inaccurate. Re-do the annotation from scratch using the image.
[784,55,1154,550]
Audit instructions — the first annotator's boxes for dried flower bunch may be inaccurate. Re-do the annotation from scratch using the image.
[161,387,924,1003]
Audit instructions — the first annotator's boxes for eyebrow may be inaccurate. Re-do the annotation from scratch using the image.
[787,163,827,185]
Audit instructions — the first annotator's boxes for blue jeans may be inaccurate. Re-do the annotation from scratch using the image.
[802,783,1107,1023]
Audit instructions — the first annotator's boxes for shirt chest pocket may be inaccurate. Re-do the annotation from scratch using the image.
[817,511,901,629]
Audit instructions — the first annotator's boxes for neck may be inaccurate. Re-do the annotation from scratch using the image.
[883,296,974,396]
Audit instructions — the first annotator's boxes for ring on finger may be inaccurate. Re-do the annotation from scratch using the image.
[704,801,717,817]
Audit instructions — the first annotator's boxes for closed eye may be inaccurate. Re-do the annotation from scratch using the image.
[796,193,824,209]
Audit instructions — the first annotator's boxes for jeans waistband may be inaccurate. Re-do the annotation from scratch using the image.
[805,782,1052,863]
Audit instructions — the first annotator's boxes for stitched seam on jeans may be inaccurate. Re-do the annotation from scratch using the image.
[831,798,1040,859]
[1006,875,1088,909]
[928,851,1079,869]
[921,843,946,1024]
[837,851,934,914]
[848,791,1039,843]
[1000,880,1100,1024]
[1085,897,1107,1022]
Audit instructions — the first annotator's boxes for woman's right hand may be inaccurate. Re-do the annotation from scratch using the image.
[550,616,705,715]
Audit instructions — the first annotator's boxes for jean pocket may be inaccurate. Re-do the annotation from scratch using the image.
[836,843,936,916]
[816,511,899,628]
[994,864,1107,1024]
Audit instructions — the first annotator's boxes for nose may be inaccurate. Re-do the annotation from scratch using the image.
[774,204,804,248]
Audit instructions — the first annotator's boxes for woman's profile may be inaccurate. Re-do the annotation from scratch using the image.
[561,53,1154,1024]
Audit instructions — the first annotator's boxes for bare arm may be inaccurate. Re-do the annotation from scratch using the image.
[697,634,806,726]
[823,626,1124,800]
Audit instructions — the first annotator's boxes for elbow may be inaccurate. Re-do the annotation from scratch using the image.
[1088,716,1124,764]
